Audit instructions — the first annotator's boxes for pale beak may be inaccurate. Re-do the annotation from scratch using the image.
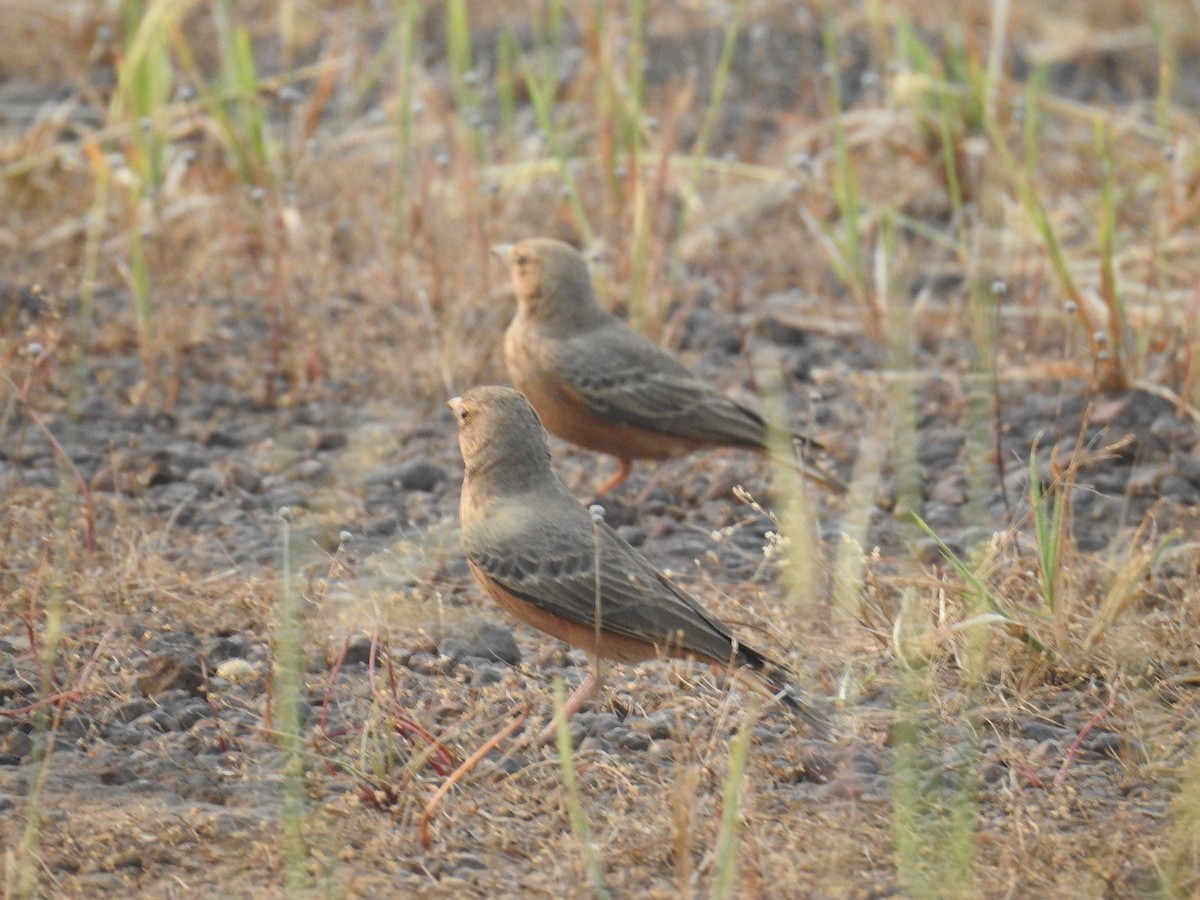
[447,396,463,416]
[490,243,513,261]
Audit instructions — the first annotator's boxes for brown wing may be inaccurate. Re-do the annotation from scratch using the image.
[463,494,748,666]
[549,324,770,450]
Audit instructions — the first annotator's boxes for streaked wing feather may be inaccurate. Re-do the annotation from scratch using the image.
[552,329,767,448]
[467,517,739,664]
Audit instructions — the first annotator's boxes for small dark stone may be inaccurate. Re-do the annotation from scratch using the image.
[340,633,376,666]
[783,346,814,381]
[112,697,157,724]
[1020,721,1071,743]
[262,488,305,510]
[204,634,254,664]
[139,651,206,697]
[850,749,881,776]
[365,515,399,536]
[982,762,1008,785]
[75,874,128,893]
[913,536,960,566]
[573,711,622,739]
[440,621,521,666]
[0,731,33,763]
[634,710,675,740]
[454,852,490,872]
[206,429,245,449]
[172,700,212,731]
[104,722,146,747]
[607,724,631,743]
[920,768,959,795]
[762,316,810,348]
[397,459,447,492]
[1083,731,1147,763]
[316,430,348,451]
[617,730,653,752]
[222,460,262,491]
[484,749,526,776]
[616,525,647,547]
[135,709,175,732]
[792,744,836,783]
[753,726,782,744]
[370,460,447,493]
[472,664,507,686]
[438,638,480,663]
[577,733,615,755]
[1175,452,1200,488]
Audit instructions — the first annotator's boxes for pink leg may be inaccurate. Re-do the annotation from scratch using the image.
[538,661,605,744]
[594,458,632,496]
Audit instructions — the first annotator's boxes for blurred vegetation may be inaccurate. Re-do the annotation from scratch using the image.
[1,1,1199,896]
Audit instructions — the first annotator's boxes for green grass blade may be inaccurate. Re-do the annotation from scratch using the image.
[712,700,760,899]
[553,680,611,899]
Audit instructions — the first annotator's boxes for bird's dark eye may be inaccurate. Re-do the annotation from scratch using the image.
[457,407,471,423]
[515,253,529,266]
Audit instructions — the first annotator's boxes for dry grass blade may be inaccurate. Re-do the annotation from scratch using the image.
[1,1,1198,895]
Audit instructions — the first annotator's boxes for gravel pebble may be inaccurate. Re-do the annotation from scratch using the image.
[1,731,33,764]
[440,621,521,666]
[215,658,257,683]
[1084,731,1147,763]
[633,710,676,740]
[112,697,157,724]
[616,525,647,547]
[139,653,206,696]
[453,852,490,872]
[104,723,146,748]
[1020,722,1071,743]
[617,730,653,752]
[338,633,377,665]
[472,664,508,686]
[369,459,447,492]
[408,653,455,676]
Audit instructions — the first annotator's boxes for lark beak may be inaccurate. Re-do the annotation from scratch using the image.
[447,396,463,416]
[490,243,513,261]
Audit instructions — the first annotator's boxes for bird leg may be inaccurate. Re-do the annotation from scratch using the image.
[594,457,633,496]
[538,659,605,744]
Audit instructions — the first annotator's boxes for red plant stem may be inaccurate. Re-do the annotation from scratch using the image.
[1013,760,1046,790]
[1054,682,1119,789]
[320,633,352,733]
[419,704,530,850]
[392,711,455,777]
[22,403,97,554]
[1,629,112,717]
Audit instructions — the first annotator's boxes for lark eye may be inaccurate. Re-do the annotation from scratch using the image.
[448,397,472,423]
